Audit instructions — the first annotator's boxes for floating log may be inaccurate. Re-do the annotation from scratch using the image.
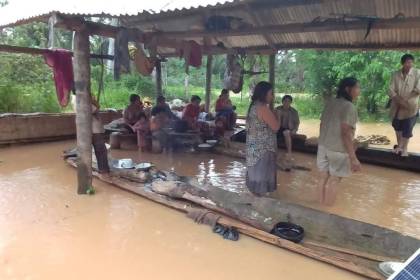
[65,156,388,279]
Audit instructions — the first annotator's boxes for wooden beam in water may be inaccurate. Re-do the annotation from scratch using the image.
[73,28,93,194]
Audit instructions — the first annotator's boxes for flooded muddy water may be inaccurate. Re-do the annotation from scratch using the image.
[0,141,368,280]
[113,145,420,239]
[298,119,420,153]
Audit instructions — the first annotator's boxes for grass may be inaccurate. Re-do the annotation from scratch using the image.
[1,75,390,123]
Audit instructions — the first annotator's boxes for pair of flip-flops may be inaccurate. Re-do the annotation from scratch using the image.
[213,224,239,241]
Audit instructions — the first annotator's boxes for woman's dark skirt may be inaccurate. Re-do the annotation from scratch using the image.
[246,151,277,195]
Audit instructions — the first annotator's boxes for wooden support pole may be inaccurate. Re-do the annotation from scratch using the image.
[73,28,93,194]
[269,54,276,89]
[205,54,213,113]
[156,60,163,96]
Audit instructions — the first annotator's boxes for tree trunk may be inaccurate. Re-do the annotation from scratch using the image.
[73,29,92,194]
[184,74,189,97]
[205,55,213,113]
[269,54,276,90]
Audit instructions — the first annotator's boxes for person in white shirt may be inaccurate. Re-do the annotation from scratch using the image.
[389,54,420,157]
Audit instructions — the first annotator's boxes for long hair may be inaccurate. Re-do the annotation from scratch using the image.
[247,81,273,118]
[336,77,358,102]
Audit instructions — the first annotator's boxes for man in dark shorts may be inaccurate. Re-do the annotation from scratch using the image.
[389,54,420,157]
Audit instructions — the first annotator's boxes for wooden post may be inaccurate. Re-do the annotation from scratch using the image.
[73,28,93,194]
[47,14,57,49]
[269,54,276,89]
[205,54,213,113]
[156,60,163,96]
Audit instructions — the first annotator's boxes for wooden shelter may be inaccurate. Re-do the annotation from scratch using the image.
[2,0,420,192]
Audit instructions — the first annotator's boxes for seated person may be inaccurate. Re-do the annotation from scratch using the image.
[123,94,144,132]
[131,113,151,152]
[215,89,237,130]
[275,95,300,158]
[150,107,170,153]
[151,95,178,120]
[182,95,210,137]
[182,95,202,130]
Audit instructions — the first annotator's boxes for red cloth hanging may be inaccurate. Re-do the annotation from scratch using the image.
[43,49,74,107]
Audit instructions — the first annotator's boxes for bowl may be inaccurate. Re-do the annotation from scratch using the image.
[135,162,154,171]
[270,222,305,243]
[206,140,218,145]
[112,159,135,169]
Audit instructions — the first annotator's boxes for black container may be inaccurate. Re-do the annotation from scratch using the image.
[270,222,305,243]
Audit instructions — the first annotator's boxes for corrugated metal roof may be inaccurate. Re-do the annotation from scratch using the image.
[2,0,420,53]
[120,0,420,53]
[0,0,236,29]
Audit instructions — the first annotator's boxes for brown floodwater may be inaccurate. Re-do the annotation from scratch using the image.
[113,145,420,239]
[298,119,420,153]
[0,141,369,280]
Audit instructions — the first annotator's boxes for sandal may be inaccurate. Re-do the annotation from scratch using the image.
[223,228,239,241]
[213,224,226,235]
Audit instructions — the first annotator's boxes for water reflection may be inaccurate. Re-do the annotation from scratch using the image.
[112,149,420,238]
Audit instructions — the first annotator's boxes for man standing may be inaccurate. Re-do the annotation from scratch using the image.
[389,54,420,157]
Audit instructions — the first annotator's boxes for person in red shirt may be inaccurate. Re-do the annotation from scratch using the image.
[182,95,202,130]
[215,89,237,130]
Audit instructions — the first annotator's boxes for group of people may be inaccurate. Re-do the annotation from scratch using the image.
[245,54,419,206]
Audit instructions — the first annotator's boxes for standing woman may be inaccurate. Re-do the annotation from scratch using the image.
[246,81,280,196]
[317,77,361,206]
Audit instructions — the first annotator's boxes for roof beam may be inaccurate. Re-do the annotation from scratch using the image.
[151,16,420,39]
[0,44,115,60]
[52,13,145,41]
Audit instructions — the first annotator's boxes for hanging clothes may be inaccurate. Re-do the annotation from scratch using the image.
[223,54,243,93]
[133,46,155,76]
[43,49,74,107]
[179,40,202,73]
[114,28,130,80]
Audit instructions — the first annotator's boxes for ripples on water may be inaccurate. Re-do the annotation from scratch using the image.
[112,149,420,238]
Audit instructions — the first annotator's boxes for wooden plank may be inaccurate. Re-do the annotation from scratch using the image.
[205,54,213,113]
[73,28,93,194]
[0,44,114,60]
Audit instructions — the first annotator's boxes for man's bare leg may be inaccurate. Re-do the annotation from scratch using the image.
[395,131,403,153]
[317,171,330,204]
[324,176,342,206]
[283,130,292,156]
[401,137,409,156]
